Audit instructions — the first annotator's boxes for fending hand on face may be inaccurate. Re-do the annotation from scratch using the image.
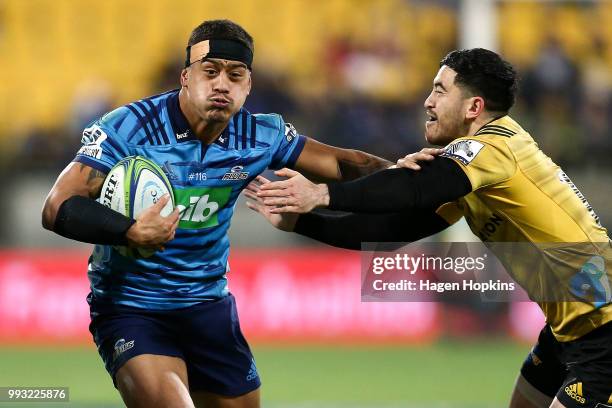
[255,168,329,214]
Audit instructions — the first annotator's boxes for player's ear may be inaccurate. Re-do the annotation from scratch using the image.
[180,68,189,88]
[247,73,252,95]
[465,96,485,120]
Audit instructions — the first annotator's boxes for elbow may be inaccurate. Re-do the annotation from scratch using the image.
[41,193,66,231]
[41,198,57,231]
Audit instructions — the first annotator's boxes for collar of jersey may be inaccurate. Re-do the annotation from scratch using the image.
[167,90,233,148]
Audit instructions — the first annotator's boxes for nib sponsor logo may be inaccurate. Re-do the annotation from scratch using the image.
[174,187,232,229]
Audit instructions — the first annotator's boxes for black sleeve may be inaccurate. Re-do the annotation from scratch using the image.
[53,195,135,245]
[293,209,450,250]
[327,157,471,213]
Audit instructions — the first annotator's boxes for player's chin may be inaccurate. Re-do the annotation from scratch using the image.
[206,108,232,122]
[424,129,441,146]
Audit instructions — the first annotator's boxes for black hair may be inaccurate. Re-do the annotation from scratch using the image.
[188,19,254,53]
[440,48,517,113]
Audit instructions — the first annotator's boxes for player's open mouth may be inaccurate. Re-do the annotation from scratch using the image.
[426,113,437,122]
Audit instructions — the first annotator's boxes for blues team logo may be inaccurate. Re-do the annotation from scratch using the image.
[112,338,135,361]
[284,123,297,142]
[78,124,108,160]
[222,165,249,181]
[570,256,611,308]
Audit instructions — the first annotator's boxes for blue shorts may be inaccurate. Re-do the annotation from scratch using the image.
[88,293,260,397]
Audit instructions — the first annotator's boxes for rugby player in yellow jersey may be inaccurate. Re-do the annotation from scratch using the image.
[246,49,612,408]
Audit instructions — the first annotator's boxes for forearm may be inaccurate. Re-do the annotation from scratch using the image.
[294,139,392,182]
[294,209,449,250]
[52,195,135,245]
[326,158,471,213]
[336,149,393,181]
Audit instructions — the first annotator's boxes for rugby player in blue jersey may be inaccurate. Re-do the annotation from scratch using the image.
[41,20,395,408]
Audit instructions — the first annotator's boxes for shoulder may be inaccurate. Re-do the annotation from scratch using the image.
[91,90,176,145]
[252,112,300,143]
[441,134,517,188]
[440,137,499,166]
[471,116,526,149]
[252,112,283,132]
[247,112,286,147]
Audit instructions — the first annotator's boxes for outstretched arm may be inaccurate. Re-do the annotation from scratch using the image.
[257,157,471,214]
[292,210,449,250]
[244,176,451,250]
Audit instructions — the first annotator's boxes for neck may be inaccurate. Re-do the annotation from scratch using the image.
[466,112,505,136]
[178,89,228,144]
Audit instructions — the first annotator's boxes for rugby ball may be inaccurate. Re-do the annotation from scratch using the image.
[98,156,174,257]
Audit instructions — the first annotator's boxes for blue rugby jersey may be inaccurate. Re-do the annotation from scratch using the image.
[74,90,306,309]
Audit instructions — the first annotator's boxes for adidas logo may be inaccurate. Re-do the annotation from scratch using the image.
[565,382,586,405]
[246,359,258,381]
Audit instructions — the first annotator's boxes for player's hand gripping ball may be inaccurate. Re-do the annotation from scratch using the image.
[98,156,174,257]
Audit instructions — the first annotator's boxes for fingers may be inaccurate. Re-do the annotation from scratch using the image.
[274,168,299,178]
[258,188,291,198]
[245,182,260,193]
[263,197,295,206]
[142,194,173,217]
[270,205,302,214]
[171,212,180,229]
[421,148,444,155]
[259,179,292,191]
[243,190,260,202]
[395,148,445,171]
[152,194,171,210]
[245,200,263,214]
[255,175,271,184]
[167,207,180,223]
[246,175,272,193]
[396,159,421,171]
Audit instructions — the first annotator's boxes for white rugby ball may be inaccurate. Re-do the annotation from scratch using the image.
[98,156,174,257]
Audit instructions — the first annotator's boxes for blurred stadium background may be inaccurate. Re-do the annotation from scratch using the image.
[1,0,611,406]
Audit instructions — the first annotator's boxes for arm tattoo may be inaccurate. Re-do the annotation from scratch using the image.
[337,156,392,181]
[78,164,107,197]
[87,169,106,184]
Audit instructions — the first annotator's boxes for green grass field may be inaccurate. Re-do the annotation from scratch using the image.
[0,340,529,407]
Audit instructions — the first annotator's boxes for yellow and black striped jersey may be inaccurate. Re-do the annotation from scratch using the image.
[437,116,612,342]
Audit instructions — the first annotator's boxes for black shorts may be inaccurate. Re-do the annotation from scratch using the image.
[520,322,612,408]
[88,293,260,397]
